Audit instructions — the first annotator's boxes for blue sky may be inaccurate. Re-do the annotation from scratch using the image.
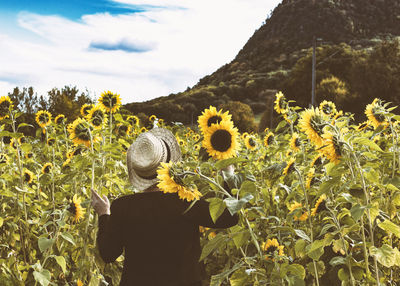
[0,0,281,103]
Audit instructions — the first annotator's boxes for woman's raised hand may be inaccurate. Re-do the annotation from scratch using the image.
[91,189,111,216]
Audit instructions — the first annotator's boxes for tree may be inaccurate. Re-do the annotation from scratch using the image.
[218,101,257,133]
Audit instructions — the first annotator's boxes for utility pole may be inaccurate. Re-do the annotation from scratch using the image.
[311,35,316,107]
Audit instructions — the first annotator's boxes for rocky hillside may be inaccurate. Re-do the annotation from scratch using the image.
[125,0,400,126]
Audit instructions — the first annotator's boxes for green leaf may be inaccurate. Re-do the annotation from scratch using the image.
[338,268,350,281]
[38,237,55,253]
[199,234,227,261]
[33,269,51,286]
[353,137,383,152]
[294,229,311,242]
[210,263,243,286]
[307,239,325,260]
[350,204,366,222]
[295,239,308,258]
[239,181,256,196]
[17,123,34,129]
[223,194,253,216]
[215,157,246,169]
[286,264,305,279]
[209,198,226,223]
[378,220,400,238]
[229,269,250,286]
[370,244,400,268]
[54,256,66,273]
[329,256,347,267]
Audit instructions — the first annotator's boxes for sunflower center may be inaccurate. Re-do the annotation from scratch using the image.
[295,138,300,147]
[0,155,7,164]
[265,245,278,255]
[92,110,104,126]
[24,173,31,183]
[310,115,324,137]
[0,100,11,116]
[74,123,91,141]
[248,138,256,147]
[26,152,33,158]
[103,94,117,108]
[68,203,77,215]
[322,104,332,115]
[44,165,51,173]
[39,113,50,124]
[312,156,322,167]
[207,115,223,127]
[372,107,385,123]
[83,107,91,115]
[267,135,274,145]
[315,200,327,214]
[73,148,82,156]
[56,116,65,124]
[210,129,232,152]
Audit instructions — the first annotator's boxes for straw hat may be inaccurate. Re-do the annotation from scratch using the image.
[127,127,181,191]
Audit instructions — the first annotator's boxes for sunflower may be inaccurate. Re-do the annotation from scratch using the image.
[192,134,200,142]
[80,104,93,117]
[0,95,13,120]
[62,158,71,169]
[47,138,56,146]
[77,279,84,286]
[25,152,33,159]
[177,137,185,147]
[98,91,121,113]
[263,132,274,147]
[310,154,323,168]
[319,100,337,116]
[149,115,157,122]
[41,163,53,174]
[194,144,200,151]
[127,115,140,126]
[356,121,369,131]
[23,169,35,184]
[288,202,309,222]
[319,132,341,164]
[289,133,301,152]
[68,194,85,223]
[298,107,326,147]
[157,118,164,127]
[288,202,302,213]
[262,238,284,260]
[157,162,202,202]
[282,157,296,176]
[306,168,316,189]
[140,127,147,133]
[202,121,239,160]
[311,194,327,216]
[274,91,288,114]
[54,114,66,125]
[241,132,249,139]
[0,153,9,164]
[67,147,83,158]
[365,98,388,128]
[116,124,131,137]
[87,105,108,129]
[67,118,94,148]
[10,138,18,149]
[244,136,257,150]
[198,106,232,135]
[35,110,52,128]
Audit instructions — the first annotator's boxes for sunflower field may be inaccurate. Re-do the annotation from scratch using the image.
[0,90,400,286]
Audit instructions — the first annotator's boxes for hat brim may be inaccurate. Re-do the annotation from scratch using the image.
[127,127,182,191]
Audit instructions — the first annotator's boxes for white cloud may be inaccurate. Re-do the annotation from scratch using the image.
[0,0,280,104]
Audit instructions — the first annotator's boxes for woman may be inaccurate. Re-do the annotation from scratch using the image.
[91,127,238,286]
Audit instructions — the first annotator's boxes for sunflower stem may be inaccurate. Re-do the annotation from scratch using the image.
[295,167,320,286]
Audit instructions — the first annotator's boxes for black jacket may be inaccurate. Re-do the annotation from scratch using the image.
[97,191,238,286]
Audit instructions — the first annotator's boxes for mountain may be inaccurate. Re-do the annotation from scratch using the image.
[125,0,400,128]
